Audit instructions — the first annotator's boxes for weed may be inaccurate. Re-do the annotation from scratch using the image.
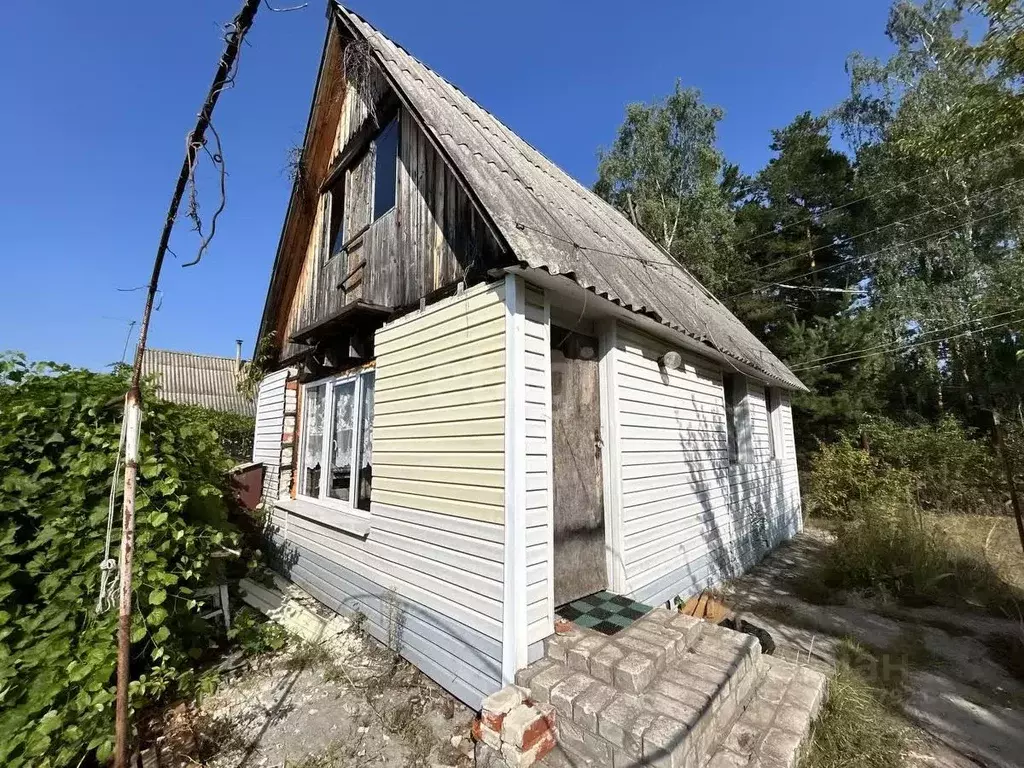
[804,639,908,768]
[283,639,333,672]
[228,607,288,657]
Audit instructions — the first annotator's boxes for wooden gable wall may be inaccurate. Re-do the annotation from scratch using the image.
[271,23,509,362]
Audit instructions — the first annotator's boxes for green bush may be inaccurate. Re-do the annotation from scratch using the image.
[175,405,255,465]
[0,353,239,767]
[805,438,914,520]
[861,416,1002,515]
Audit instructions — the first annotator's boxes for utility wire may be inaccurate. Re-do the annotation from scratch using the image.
[791,317,1023,373]
[791,307,1024,369]
[734,138,1024,248]
[728,204,1024,300]
[733,175,1024,279]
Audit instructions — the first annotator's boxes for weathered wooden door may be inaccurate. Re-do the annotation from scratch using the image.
[550,328,606,606]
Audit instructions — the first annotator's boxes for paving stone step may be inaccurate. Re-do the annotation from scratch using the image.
[705,656,828,768]
[517,612,768,768]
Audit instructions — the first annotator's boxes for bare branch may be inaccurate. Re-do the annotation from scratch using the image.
[263,0,307,10]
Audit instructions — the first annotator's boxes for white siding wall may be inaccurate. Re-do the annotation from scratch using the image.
[611,323,801,607]
[253,369,289,504]
[266,282,510,708]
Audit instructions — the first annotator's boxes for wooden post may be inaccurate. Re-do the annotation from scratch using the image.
[992,410,1024,556]
[113,2,261,765]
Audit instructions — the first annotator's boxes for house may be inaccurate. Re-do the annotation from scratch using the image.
[251,3,806,710]
[141,344,254,417]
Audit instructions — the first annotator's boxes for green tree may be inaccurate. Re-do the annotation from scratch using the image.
[594,81,739,293]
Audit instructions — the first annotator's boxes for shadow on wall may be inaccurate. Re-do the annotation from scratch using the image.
[613,350,798,608]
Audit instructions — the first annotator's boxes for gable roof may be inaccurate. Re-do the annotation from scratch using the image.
[141,349,255,417]
[330,4,804,391]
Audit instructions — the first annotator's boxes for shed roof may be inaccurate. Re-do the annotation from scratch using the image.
[333,4,805,391]
[141,349,255,417]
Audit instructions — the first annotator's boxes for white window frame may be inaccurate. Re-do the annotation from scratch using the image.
[764,386,782,461]
[297,367,375,519]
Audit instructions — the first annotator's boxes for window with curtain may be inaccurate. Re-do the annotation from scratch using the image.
[299,370,375,514]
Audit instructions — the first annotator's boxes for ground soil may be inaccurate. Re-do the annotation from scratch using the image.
[144,627,475,768]
[722,527,1024,768]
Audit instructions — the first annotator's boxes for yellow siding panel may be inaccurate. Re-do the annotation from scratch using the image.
[371,283,507,524]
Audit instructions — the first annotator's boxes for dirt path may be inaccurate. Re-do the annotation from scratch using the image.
[721,529,1024,768]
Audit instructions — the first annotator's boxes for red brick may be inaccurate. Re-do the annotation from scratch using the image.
[481,710,505,733]
[471,718,483,742]
[532,728,557,762]
[520,713,554,753]
[554,617,573,635]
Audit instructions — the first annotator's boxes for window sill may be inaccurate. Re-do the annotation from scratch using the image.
[275,497,370,539]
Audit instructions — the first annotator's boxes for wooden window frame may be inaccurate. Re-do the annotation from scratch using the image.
[764,386,781,461]
[296,366,376,521]
[724,373,753,465]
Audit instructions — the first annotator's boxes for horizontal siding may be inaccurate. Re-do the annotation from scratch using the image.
[372,282,506,524]
[252,369,289,464]
[613,323,801,607]
[267,500,505,708]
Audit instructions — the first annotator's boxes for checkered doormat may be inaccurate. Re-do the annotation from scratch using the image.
[556,591,653,635]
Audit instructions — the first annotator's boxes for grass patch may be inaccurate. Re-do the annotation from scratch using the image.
[804,639,908,768]
[931,514,1024,593]
[810,505,1024,617]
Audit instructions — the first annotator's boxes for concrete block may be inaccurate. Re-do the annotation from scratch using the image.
[590,642,626,684]
[573,682,618,732]
[484,685,528,716]
[722,717,765,757]
[567,634,608,672]
[550,673,596,720]
[614,652,657,693]
[669,613,705,649]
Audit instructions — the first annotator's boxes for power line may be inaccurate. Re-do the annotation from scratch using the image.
[734,138,1024,248]
[791,317,1023,373]
[791,307,1024,369]
[733,175,1024,279]
[728,204,1024,300]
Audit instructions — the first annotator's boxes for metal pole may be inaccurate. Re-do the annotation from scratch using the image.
[113,1,261,765]
[992,410,1024,556]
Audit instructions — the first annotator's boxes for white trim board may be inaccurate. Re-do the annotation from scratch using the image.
[598,319,626,594]
[501,273,528,683]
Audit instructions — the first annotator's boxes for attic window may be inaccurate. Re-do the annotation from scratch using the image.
[372,117,398,220]
[325,177,346,263]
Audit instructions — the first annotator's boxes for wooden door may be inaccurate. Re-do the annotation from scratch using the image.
[550,328,606,606]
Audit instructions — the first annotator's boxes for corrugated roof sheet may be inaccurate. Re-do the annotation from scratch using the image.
[335,4,805,391]
[141,349,255,417]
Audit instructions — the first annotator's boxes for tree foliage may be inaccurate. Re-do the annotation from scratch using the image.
[596,0,1024,462]
[0,353,238,767]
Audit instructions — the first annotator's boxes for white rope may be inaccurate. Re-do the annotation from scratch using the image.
[97,399,128,614]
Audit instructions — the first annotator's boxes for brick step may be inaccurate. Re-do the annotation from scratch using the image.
[705,656,827,768]
[516,615,766,767]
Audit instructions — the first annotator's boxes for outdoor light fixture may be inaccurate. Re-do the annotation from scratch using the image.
[659,350,683,370]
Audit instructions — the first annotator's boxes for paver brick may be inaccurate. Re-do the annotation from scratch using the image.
[707,748,751,768]
[597,693,644,749]
[550,673,598,720]
[773,702,811,735]
[662,667,721,698]
[759,727,804,768]
[567,634,608,672]
[618,633,668,662]
[643,692,701,730]
[590,642,626,684]
[574,682,619,732]
[528,663,573,704]
[642,716,691,768]
[614,652,657,693]
[668,613,705,648]
[483,685,528,716]
[650,679,711,713]
[516,658,555,690]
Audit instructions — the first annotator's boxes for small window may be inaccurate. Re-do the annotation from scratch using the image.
[325,177,346,262]
[299,370,375,514]
[764,387,779,460]
[372,117,399,220]
[724,375,740,465]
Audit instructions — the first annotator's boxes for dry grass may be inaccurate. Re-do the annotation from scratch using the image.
[930,514,1024,592]
[804,639,908,768]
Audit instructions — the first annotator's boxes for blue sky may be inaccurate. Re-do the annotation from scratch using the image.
[0,1,895,371]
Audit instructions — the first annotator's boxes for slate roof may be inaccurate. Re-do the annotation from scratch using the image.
[141,349,255,417]
[334,4,805,391]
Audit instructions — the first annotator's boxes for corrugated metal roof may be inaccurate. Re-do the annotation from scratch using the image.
[141,349,255,417]
[334,4,805,391]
